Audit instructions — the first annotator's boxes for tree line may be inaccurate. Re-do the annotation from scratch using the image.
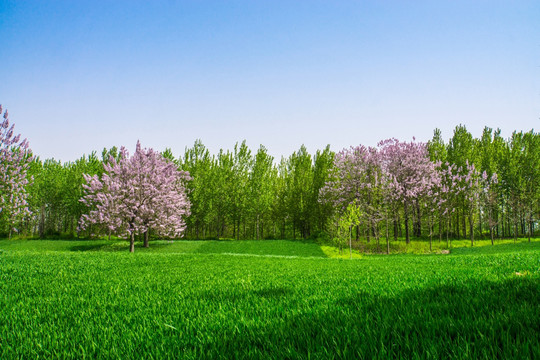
[0,106,538,247]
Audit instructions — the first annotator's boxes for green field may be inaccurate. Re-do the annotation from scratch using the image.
[1,239,539,359]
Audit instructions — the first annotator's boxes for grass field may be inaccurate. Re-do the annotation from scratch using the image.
[1,238,539,359]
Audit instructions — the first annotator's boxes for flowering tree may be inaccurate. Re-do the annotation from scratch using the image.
[378,138,439,244]
[422,164,442,251]
[436,160,489,247]
[79,141,191,252]
[322,145,395,252]
[0,106,33,238]
[438,163,460,247]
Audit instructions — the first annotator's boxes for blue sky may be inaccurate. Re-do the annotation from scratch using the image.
[1,0,539,162]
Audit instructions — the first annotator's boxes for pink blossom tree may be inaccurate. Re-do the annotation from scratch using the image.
[436,161,489,247]
[0,105,33,239]
[79,141,191,252]
[322,145,379,212]
[437,163,460,247]
[321,145,391,252]
[378,138,439,244]
[422,162,442,251]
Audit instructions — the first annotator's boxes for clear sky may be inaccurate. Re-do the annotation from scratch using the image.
[1,0,539,162]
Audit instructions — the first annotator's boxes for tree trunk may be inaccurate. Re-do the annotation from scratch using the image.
[415,202,422,238]
[478,210,482,238]
[39,205,45,238]
[446,217,450,248]
[456,211,460,239]
[256,214,260,240]
[470,214,474,247]
[429,216,433,252]
[373,221,379,251]
[130,232,135,253]
[238,219,242,240]
[386,218,390,255]
[462,208,467,239]
[349,226,352,260]
[143,230,149,248]
[495,212,499,238]
[404,203,410,244]
[439,215,442,243]
[501,213,505,238]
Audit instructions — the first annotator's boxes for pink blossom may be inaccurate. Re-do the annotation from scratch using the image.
[0,106,33,234]
[79,141,191,251]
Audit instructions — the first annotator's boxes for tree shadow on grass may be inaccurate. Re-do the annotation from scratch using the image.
[69,242,132,252]
[195,277,540,359]
[69,240,179,252]
[69,243,116,252]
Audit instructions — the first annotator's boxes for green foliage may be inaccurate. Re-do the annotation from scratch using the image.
[179,141,334,241]
[427,128,447,162]
[334,201,362,257]
[447,124,475,168]
[4,127,540,247]
[1,239,539,358]
[25,151,104,238]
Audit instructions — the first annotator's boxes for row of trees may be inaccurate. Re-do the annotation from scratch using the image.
[0,105,538,249]
[323,138,497,255]
[429,126,540,242]
[180,140,334,240]
[322,126,539,254]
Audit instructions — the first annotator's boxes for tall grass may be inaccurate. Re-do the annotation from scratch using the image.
[0,239,539,358]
